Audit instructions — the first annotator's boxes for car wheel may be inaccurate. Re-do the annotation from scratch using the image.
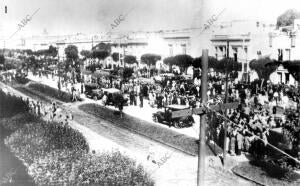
[153,115,158,122]
[174,122,180,128]
[157,116,162,123]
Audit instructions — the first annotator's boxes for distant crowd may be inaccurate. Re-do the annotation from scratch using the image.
[0,81,73,127]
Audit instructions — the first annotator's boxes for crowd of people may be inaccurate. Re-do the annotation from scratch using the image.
[98,73,300,159]
[0,81,73,127]
[209,81,300,159]
[2,68,300,161]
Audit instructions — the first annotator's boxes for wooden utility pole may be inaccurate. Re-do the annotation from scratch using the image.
[170,49,238,184]
[198,49,208,186]
[223,40,230,165]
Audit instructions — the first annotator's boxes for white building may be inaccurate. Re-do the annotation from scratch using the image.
[5,18,300,85]
[14,30,192,65]
[209,20,275,72]
[267,19,300,85]
[191,18,298,85]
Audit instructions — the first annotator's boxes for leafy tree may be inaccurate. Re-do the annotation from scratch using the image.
[122,67,134,81]
[193,56,218,69]
[124,55,137,65]
[8,51,13,57]
[87,63,97,73]
[173,54,193,73]
[65,45,79,61]
[92,42,111,60]
[141,54,161,66]
[32,46,57,57]
[48,45,58,57]
[250,57,277,80]
[93,42,111,53]
[80,50,92,58]
[216,58,242,73]
[0,54,5,65]
[276,9,300,28]
[65,45,80,83]
[163,56,176,72]
[163,56,175,65]
[282,61,300,82]
[163,55,193,73]
[92,50,109,60]
[141,54,161,77]
[0,55,5,70]
[23,49,33,55]
[111,52,121,62]
[34,49,48,56]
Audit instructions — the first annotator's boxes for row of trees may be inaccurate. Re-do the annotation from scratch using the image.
[250,57,300,82]
[56,43,242,78]
[10,41,299,84]
[20,46,58,57]
[277,9,300,28]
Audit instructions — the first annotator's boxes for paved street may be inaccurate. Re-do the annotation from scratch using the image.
[1,2,299,185]
[0,80,254,186]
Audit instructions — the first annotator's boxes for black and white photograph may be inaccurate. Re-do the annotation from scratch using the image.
[0,0,300,185]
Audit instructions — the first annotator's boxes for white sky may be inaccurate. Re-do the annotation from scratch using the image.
[0,0,299,39]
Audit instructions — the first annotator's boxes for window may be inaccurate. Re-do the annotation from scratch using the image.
[169,44,173,56]
[285,49,291,61]
[219,46,226,57]
[233,53,237,62]
[277,72,282,83]
[285,73,289,84]
[214,47,218,59]
[219,46,223,52]
[232,47,238,61]
[257,51,261,55]
[181,44,187,54]
[291,36,296,47]
[244,63,247,72]
[244,47,248,54]
[21,39,26,46]
[278,49,283,61]
[269,36,273,47]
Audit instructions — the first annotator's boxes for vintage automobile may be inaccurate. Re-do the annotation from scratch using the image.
[152,104,194,128]
[102,88,128,106]
[84,83,103,100]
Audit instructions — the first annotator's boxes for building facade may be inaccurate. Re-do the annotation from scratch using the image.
[5,19,300,85]
[17,30,192,63]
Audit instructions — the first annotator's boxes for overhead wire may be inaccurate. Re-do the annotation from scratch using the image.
[203,104,300,164]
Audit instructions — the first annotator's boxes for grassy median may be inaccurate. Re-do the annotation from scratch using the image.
[79,103,199,156]
[0,90,154,185]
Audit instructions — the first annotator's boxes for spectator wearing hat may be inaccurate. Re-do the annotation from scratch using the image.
[139,92,143,108]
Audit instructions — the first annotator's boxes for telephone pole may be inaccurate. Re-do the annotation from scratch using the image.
[197,49,208,186]
[223,40,230,165]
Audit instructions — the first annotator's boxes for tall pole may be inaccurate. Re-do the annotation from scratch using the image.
[119,41,121,66]
[198,49,208,186]
[242,37,245,73]
[92,36,94,48]
[223,40,230,166]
